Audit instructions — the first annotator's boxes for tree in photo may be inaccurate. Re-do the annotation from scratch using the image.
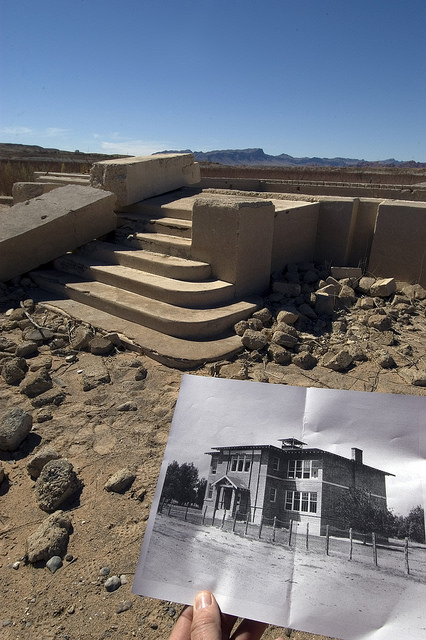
[336,487,395,541]
[160,460,206,509]
[395,505,425,543]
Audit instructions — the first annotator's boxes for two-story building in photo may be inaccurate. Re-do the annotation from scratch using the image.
[203,437,393,535]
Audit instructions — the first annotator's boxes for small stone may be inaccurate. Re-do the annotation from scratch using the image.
[241,329,268,351]
[276,309,299,325]
[168,607,176,618]
[65,554,74,562]
[36,408,53,423]
[116,601,132,613]
[292,352,317,370]
[29,355,53,372]
[26,511,72,563]
[411,370,426,387]
[358,297,375,309]
[117,402,137,412]
[0,408,33,452]
[104,575,121,592]
[0,336,17,353]
[252,307,272,324]
[400,283,426,300]
[27,446,61,479]
[272,330,298,349]
[100,566,111,576]
[0,462,5,485]
[134,366,148,381]
[20,367,53,398]
[104,468,136,493]
[315,292,334,316]
[31,389,66,408]
[46,556,63,573]
[65,354,78,363]
[2,357,27,385]
[15,341,39,358]
[67,605,75,615]
[268,343,291,365]
[377,351,396,369]
[357,277,376,294]
[337,285,357,306]
[12,561,20,570]
[35,459,82,512]
[70,326,93,351]
[248,317,263,331]
[322,350,353,372]
[89,336,114,356]
[119,574,128,584]
[368,314,392,331]
[234,320,249,336]
[370,278,396,298]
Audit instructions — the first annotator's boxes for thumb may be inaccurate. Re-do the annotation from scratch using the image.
[191,591,222,640]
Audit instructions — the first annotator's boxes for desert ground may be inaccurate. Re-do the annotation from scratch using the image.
[1,272,425,640]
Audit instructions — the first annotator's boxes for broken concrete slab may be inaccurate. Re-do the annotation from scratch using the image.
[90,153,200,208]
[0,185,117,282]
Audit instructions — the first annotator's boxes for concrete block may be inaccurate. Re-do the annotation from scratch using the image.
[90,153,200,208]
[191,197,275,297]
[368,200,426,286]
[314,198,355,265]
[12,182,61,205]
[370,278,396,298]
[315,291,335,315]
[271,201,319,272]
[0,185,117,282]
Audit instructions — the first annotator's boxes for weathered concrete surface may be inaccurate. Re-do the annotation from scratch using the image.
[191,197,275,297]
[90,153,200,207]
[0,185,117,282]
[271,200,319,272]
[12,182,60,204]
[368,200,426,286]
[314,197,355,266]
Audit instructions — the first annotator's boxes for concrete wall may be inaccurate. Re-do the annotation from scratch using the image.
[90,153,200,208]
[0,185,117,283]
[191,197,275,297]
[368,200,426,286]
[271,201,319,273]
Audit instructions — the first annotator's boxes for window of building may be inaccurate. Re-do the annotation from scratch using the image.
[272,456,280,471]
[287,459,319,479]
[270,487,277,502]
[230,454,251,472]
[207,483,213,499]
[285,490,317,513]
[211,458,218,474]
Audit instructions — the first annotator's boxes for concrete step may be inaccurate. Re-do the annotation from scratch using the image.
[34,175,91,186]
[115,230,192,259]
[53,254,235,307]
[31,294,244,370]
[31,270,258,339]
[140,217,192,239]
[78,241,212,281]
[120,191,198,221]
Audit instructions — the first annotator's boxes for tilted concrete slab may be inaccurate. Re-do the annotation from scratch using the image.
[0,185,117,282]
[90,153,200,207]
[12,182,61,205]
[368,200,426,286]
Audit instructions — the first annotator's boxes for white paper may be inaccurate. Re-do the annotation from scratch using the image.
[133,375,426,640]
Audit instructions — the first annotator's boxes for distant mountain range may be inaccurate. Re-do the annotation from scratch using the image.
[156,147,425,168]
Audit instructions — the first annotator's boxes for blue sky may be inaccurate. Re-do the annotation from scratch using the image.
[1,0,425,161]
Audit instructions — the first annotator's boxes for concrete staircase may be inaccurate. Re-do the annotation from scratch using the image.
[31,189,259,368]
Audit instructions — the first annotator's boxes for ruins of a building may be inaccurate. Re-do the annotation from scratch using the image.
[1,153,425,367]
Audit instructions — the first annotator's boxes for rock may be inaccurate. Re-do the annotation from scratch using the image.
[400,283,426,300]
[297,303,317,320]
[357,277,376,294]
[377,351,396,369]
[15,341,39,358]
[411,370,426,387]
[275,323,299,338]
[276,309,298,325]
[0,408,33,451]
[315,292,335,316]
[0,461,5,485]
[36,408,53,423]
[104,468,136,493]
[292,352,317,370]
[135,365,148,381]
[100,566,111,576]
[22,298,35,313]
[26,511,72,563]
[117,401,137,412]
[330,266,362,280]
[268,343,292,365]
[23,327,54,345]
[81,360,111,391]
[272,281,301,297]
[247,317,263,331]
[116,601,132,613]
[358,297,375,309]
[272,330,298,349]
[89,336,114,356]
[234,320,249,336]
[46,556,63,573]
[368,314,392,331]
[241,329,268,351]
[338,285,357,306]
[27,446,61,479]
[0,337,17,353]
[31,388,66,408]
[35,459,82,512]
[322,349,353,372]
[104,576,121,592]
[20,367,53,398]
[70,326,93,351]
[370,278,396,298]
[325,276,342,293]
[2,357,27,385]
[252,307,272,324]
[29,355,53,372]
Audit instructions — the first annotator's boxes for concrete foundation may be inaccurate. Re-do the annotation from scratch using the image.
[191,197,275,297]
[368,200,426,286]
[90,153,200,208]
[0,185,117,282]
[271,201,319,273]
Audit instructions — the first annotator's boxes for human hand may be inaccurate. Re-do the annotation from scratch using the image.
[169,590,283,640]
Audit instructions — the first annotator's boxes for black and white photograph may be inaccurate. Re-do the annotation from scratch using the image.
[133,375,426,640]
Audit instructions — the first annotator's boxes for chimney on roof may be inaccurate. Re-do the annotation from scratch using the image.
[351,448,363,464]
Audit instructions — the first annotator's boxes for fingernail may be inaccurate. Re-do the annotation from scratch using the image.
[194,591,213,610]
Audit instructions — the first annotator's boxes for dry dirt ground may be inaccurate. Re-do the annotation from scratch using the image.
[1,281,425,640]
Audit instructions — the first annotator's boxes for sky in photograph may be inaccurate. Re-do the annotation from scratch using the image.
[161,376,425,518]
[1,0,425,162]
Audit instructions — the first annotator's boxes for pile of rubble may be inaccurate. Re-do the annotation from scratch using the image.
[235,263,426,385]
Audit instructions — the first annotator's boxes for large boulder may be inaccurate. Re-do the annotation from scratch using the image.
[26,511,72,563]
[35,459,82,512]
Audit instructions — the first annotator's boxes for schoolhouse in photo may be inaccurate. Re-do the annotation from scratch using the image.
[203,437,393,535]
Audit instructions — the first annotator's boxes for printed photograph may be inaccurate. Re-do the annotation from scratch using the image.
[133,375,426,640]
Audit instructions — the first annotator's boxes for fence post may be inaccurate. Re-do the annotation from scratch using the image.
[221,510,227,529]
[305,522,309,551]
[202,506,207,525]
[245,515,250,536]
[184,505,189,521]
[168,503,172,516]
[232,510,238,532]
[288,520,293,546]
[258,516,263,540]
[272,516,277,543]
[212,509,216,527]
[325,525,330,555]
[349,527,353,561]
[372,532,378,566]
[404,537,410,575]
